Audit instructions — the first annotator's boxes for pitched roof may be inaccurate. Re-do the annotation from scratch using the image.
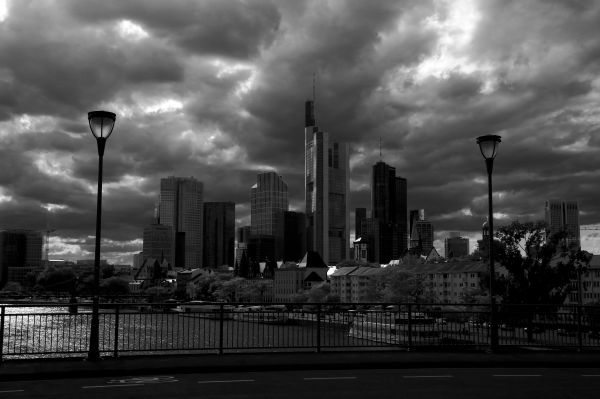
[298,251,327,268]
[330,266,358,277]
[304,271,325,282]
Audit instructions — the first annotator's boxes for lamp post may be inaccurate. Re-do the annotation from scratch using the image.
[476,134,501,352]
[87,110,116,361]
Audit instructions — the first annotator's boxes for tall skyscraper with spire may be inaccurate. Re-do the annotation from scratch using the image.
[304,100,349,265]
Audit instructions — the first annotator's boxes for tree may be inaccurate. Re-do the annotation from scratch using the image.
[100,277,130,297]
[495,220,591,305]
[263,258,277,279]
[365,267,433,303]
[306,283,339,303]
[37,267,77,294]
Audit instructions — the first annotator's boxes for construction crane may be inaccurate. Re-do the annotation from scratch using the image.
[44,229,56,266]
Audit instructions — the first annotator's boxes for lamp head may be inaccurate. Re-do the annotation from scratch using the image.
[88,111,116,139]
[476,134,501,160]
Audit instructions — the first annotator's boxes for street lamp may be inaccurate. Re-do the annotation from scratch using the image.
[87,110,116,360]
[476,134,501,352]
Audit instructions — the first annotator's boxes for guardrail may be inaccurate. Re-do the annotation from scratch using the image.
[1,302,599,360]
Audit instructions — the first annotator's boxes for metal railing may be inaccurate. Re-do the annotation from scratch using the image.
[1,302,599,360]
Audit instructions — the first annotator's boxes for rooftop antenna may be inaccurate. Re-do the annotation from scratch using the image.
[379,137,382,161]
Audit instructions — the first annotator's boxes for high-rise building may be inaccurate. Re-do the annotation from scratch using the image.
[355,208,367,240]
[445,235,469,258]
[304,100,349,265]
[0,230,43,287]
[159,176,204,268]
[235,226,251,265]
[250,172,288,260]
[371,161,408,263]
[283,211,306,262]
[409,209,434,256]
[545,199,580,247]
[203,202,235,268]
[142,224,173,264]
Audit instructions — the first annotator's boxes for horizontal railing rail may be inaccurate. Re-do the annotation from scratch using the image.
[1,301,599,360]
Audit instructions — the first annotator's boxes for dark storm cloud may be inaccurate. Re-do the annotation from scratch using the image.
[1,0,600,262]
[66,0,281,59]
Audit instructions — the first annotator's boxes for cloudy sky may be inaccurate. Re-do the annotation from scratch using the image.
[1,0,599,264]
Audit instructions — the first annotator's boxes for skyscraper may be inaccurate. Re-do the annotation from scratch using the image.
[284,211,306,262]
[371,161,408,262]
[410,209,434,256]
[545,199,580,247]
[304,100,349,265]
[355,208,367,239]
[203,202,235,268]
[159,176,204,268]
[250,171,288,260]
[142,223,172,264]
[445,235,469,258]
[0,229,43,287]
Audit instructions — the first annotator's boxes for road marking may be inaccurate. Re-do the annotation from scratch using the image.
[493,375,541,377]
[108,376,178,384]
[197,380,255,384]
[304,377,357,380]
[403,375,453,378]
[82,384,144,389]
[0,390,25,393]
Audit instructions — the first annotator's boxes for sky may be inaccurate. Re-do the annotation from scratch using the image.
[0,0,599,265]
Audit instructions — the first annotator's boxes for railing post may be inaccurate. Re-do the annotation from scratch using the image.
[113,304,120,358]
[0,306,5,362]
[218,303,224,355]
[407,304,412,351]
[577,304,583,352]
[316,303,321,353]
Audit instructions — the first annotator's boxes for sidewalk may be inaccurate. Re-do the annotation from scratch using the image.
[2,349,600,381]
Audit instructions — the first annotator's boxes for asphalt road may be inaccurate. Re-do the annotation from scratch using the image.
[1,368,600,398]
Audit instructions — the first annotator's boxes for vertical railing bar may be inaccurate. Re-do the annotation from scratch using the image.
[316,303,321,353]
[113,304,120,358]
[0,306,5,361]
[219,304,224,355]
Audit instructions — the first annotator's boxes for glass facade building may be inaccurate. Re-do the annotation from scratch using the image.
[159,176,203,268]
[250,172,288,260]
[304,100,349,265]
[203,202,235,268]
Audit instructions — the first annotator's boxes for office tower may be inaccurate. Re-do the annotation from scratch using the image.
[545,199,580,247]
[304,100,349,265]
[235,225,251,266]
[445,235,469,258]
[159,176,203,269]
[371,161,408,263]
[203,202,235,268]
[0,230,43,287]
[142,224,173,264]
[250,171,288,260]
[355,208,367,239]
[360,218,380,263]
[410,209,434,255]
[284,211,306,262]
[409,210,420,240]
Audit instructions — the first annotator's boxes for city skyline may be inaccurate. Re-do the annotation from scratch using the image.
[0,0,599,264]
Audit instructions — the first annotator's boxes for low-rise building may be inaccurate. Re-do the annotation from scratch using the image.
[566,255,600,305]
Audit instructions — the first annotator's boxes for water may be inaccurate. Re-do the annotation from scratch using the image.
[1,306,374,359]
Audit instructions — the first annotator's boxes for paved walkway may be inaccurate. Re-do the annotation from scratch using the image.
[2,350,600,381]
